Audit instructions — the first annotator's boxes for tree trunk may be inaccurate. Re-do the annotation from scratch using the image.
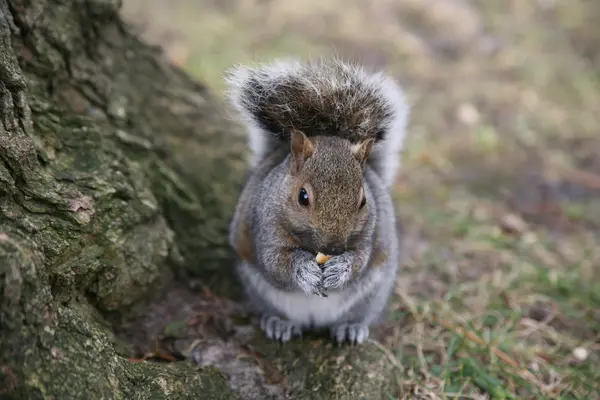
[0,1,394,399]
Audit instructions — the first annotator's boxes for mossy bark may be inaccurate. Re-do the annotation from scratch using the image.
[0,233,238,399]
[0,1,395,399]
[0,0,244,397]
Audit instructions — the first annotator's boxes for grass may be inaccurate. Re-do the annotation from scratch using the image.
[120,0,600,398]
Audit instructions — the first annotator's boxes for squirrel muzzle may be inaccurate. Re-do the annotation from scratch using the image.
[318,242,346,256]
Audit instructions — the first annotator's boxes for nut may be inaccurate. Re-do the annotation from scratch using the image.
[316,252,332,265]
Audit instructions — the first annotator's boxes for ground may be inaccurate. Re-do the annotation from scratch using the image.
[119,0,600,398]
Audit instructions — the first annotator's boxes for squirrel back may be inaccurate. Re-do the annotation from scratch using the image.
[224,57,409,189]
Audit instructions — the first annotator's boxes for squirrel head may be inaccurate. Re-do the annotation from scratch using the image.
[281,129,374,255]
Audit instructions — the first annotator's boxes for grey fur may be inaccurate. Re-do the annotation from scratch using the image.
[226,58,406,344]
[225,57,410,189]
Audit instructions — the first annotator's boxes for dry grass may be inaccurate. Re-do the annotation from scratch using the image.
[120,0,600,398]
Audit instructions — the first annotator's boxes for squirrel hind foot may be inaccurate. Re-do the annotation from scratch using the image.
[331,323,370,345]
[260,314,303,342]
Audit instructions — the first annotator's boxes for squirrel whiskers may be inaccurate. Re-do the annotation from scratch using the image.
[225,57,409,344]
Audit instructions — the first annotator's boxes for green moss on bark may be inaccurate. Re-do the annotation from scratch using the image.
[1,0,244,397]
[251,336,394,400]
[0,232,239,400]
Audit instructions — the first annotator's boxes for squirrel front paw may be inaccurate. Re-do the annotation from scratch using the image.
[322,254,353,290]
[291,250,325,296]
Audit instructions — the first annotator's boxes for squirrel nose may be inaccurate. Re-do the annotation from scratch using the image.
[320,244,345,256]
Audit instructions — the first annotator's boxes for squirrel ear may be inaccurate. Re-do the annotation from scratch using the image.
[351,138,375,167]
[290,129,314,174]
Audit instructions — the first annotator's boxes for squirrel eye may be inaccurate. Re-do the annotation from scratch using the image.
[298,187,310,207]
[359,195,367,209]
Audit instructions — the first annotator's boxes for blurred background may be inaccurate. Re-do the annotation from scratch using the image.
[120,0,599,397]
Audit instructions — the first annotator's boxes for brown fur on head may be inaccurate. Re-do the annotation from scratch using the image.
[282,129,374,255]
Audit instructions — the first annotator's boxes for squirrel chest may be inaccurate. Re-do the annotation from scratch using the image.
[237,260,387,327]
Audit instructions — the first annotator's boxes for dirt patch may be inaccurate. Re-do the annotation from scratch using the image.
[117,281,289,399]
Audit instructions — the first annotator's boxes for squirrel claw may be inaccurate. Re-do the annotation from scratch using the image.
[260,315,303,342]
[331,323,369,345]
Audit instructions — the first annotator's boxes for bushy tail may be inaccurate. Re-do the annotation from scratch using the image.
[224,57,410,189]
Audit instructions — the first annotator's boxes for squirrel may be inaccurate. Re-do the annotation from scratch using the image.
[224,57,409,344]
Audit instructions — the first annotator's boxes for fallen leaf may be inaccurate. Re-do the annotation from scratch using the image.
[500,213,528,236]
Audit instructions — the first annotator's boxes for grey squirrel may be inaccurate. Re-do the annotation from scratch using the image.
[224,57,409,344]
